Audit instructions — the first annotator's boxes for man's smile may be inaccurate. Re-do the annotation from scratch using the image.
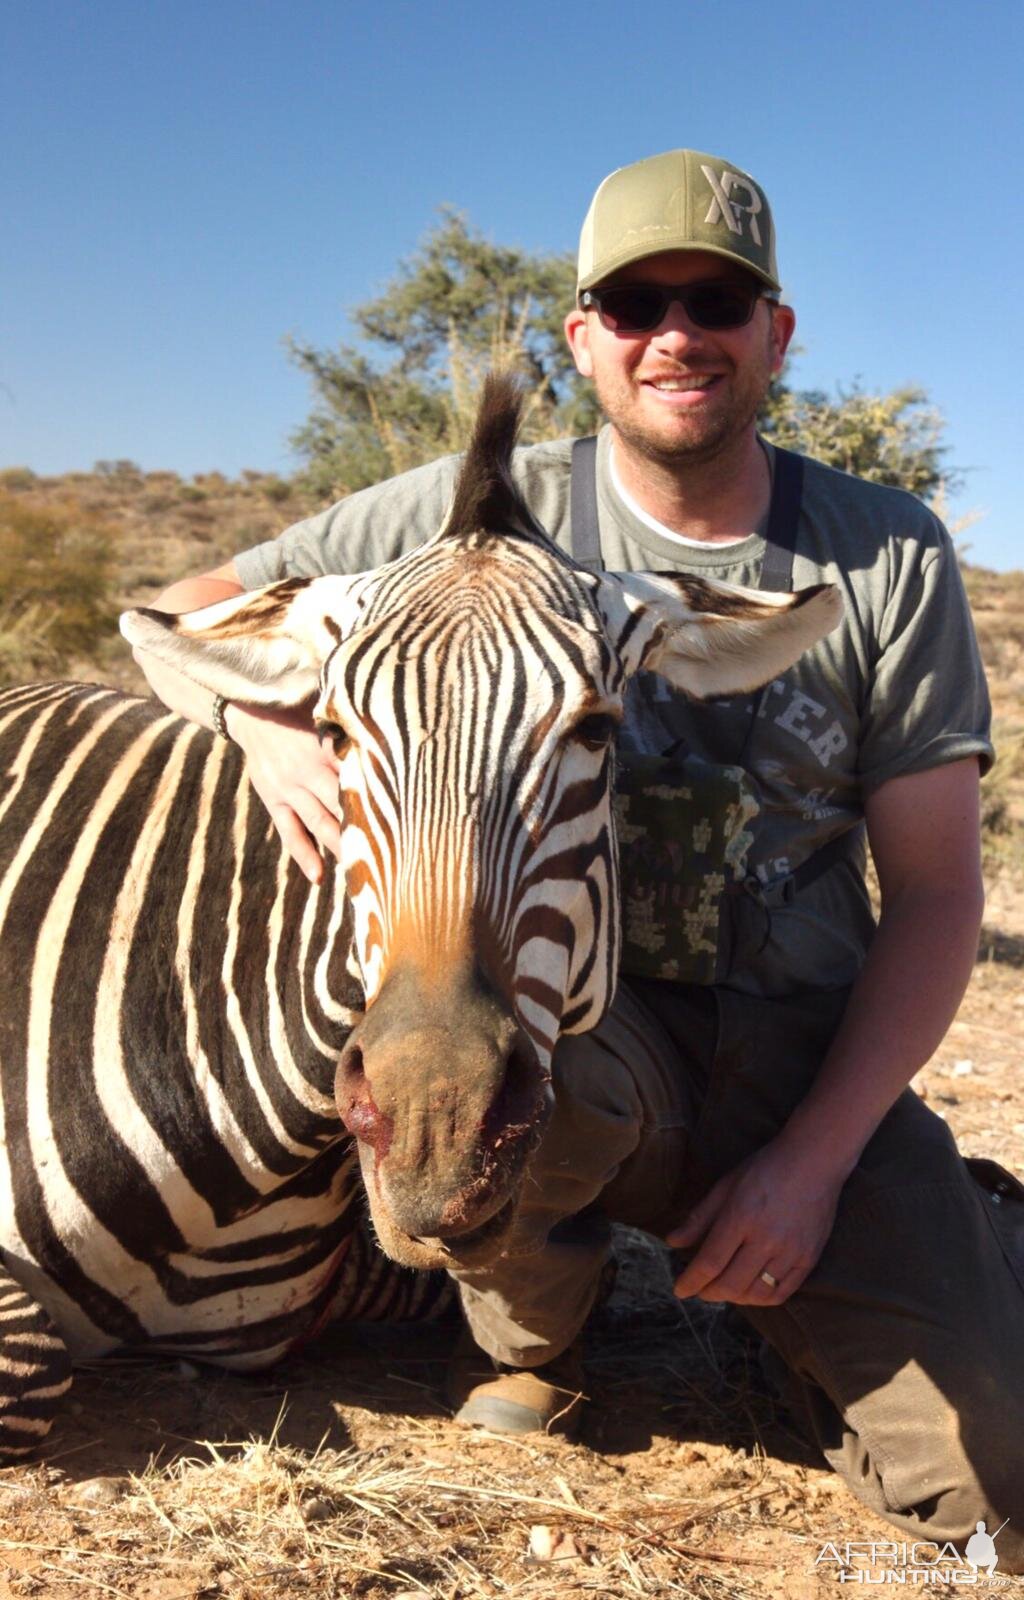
[640,371,725,406]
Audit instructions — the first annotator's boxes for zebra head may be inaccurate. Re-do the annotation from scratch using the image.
[123,376,840,1272]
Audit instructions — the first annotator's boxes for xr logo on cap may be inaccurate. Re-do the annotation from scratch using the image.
[701,165,764,245]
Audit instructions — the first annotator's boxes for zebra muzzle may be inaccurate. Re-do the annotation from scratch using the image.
[333,970,549,1262]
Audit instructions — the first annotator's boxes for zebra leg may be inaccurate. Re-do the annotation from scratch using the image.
[0,1262,72,1461]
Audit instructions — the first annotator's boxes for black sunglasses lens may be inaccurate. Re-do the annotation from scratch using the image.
[685,283,758,328]
[594,286,667,331]
[593,281,760,332]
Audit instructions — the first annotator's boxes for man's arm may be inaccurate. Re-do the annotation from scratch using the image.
[134,560,342,885]
[669,757,985,1304]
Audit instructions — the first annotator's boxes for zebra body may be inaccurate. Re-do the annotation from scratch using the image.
[0,680,442,1453]
[0,377,842,1456]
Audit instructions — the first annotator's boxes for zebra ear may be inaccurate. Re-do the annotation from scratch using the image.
[590,570,842,698]
[120,574,372,707]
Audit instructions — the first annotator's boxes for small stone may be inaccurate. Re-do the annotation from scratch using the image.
[952,1059,975,1076]
[300,1496,334,1524]
[67,1475,127,1508]
[529,1524,556,1561]
[176,1359,200,1379]
[528,1523,579,1562]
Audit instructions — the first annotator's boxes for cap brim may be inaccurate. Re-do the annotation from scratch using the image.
[578,239,782,296]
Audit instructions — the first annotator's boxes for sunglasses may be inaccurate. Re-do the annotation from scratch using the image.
[579,279,777,334]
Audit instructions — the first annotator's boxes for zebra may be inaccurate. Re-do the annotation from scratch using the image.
[0,376,840,1458]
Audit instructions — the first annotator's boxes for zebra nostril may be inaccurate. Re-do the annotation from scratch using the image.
[481,1038,544,1151]
[334,1043,392,1154]
[336,1040,365,1096]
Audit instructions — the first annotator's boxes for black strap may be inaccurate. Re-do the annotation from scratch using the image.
[757,447,803,593]
[570,435,602,571]
[740,446,802,763]
[748,825,866,909]
[790,826,864,894]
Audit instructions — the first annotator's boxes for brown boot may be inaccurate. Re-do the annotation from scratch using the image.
[446,1327,586,1438]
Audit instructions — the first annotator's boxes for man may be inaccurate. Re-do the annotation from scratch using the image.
[138,150,1023,1562]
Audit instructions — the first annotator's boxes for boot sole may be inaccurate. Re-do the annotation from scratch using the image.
[454,1394,581,1438]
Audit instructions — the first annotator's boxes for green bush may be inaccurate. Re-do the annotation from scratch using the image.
[0,467,37,490]
[0,493,117,685]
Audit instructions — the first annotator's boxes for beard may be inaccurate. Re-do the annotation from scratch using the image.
[590,324,777,471]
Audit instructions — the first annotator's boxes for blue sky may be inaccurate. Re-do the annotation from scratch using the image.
[4,0,1021,569]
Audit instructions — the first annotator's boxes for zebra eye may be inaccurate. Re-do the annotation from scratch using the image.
[572,713,617,751]
[317,719,350,751]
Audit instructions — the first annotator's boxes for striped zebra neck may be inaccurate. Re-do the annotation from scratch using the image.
[0,683,361,1193]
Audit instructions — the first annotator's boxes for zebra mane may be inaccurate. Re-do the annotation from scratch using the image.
[441,373,544,543]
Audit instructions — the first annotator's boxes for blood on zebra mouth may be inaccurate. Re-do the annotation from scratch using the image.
[479,1041,549,1153]
[418,1193,517,1262]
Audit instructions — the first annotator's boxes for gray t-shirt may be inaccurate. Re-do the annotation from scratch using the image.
[235,427,993,998]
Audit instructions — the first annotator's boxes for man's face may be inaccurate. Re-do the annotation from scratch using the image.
[564,250,796,467]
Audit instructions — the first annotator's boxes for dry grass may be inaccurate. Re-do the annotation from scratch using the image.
[118,1429,778,1596]
[0,466,320,681]
[0,491,119,686]
[1,1440,785,1598]
[0,1258,859,1600]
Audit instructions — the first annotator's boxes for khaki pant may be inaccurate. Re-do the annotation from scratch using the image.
[452,980,1024,1569]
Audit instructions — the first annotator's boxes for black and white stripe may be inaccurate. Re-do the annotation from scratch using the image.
[0,681,447,1456]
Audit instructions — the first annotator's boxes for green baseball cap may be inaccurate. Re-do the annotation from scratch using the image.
[577,148,781,295]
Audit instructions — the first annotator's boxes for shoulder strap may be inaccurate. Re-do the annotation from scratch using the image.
[570,436,603,572]
[732,820,868,916]
[740,446,805,763]
[779,825,866,902]
[747,447,868,902]
[758,447,804,593]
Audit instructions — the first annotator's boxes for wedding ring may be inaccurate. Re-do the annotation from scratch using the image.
[760,1270,779,1288]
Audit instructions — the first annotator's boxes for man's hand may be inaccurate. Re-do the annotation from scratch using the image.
[224,702,342,885]
[666,1138,847,1306]
[131,560,346,884]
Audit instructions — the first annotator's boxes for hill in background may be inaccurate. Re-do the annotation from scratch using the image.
[1,460,1021,881]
